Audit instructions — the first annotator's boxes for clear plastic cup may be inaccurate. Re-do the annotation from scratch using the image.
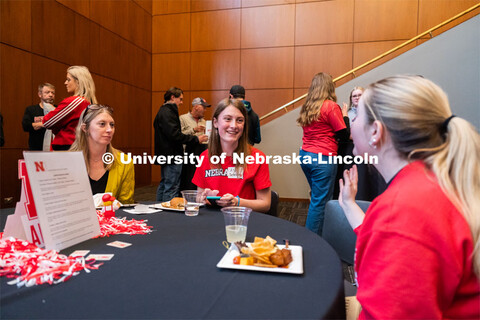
[181,190,204,216]
[221,206,252,243]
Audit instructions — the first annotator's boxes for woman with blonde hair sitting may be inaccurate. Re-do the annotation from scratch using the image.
[70,104,134,204]
[339,75,480,318]
[43,66,97,150]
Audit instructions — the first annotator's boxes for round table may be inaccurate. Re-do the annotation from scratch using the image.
[1,206,345,319]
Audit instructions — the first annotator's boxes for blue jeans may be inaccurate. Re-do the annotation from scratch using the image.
[300,149,337,236]
[156,164,182,202]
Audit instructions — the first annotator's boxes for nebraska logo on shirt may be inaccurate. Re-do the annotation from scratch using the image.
[205,167,244,179]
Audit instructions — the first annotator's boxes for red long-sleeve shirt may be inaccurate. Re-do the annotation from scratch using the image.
[43,96,89,147]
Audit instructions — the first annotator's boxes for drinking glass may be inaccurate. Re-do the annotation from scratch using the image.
[221,206,252,243]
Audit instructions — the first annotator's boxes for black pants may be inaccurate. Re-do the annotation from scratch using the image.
[180,142,207,191]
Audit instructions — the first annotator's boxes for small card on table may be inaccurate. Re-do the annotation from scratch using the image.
[107,241,132,248]
[86,254,114,261]
[70,250,90,257]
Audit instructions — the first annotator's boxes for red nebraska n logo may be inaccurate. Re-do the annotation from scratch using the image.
[34,161,45,172]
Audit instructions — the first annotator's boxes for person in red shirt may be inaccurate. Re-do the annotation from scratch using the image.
[297,72,349,235]
[42,66,97,150]
[193,98,271,213]
[339,75,480,319]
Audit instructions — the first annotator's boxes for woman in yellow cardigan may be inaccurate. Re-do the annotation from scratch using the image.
[70,104,134,203]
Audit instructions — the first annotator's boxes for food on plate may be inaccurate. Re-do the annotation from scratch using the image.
[233,236,292,268]
[162,197,185,209]
[240,256,254,265]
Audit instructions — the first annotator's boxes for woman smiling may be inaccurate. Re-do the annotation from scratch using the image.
[193,99,271,213]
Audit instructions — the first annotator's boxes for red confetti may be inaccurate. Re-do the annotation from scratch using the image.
[95,211,153,238]
[0,236,101,288]
[0,212,152,287]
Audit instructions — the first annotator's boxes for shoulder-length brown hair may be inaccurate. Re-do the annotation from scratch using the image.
[297,72,337,127]
[208,98,250,170]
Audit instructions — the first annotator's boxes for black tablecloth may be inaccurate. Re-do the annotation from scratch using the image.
[1,206,345,319]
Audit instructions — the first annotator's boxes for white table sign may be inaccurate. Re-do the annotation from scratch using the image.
[23,151,100,251]
[3,160,44,246]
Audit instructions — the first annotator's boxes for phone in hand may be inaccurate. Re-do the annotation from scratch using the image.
[206,196,222,208]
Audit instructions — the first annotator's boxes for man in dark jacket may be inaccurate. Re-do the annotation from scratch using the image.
[22,83,56,150]
[154,87,208,201]
[229,85,261,145]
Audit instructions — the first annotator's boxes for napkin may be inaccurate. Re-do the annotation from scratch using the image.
[123,204,162,215]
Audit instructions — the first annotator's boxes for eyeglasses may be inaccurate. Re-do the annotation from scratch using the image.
[85,104,114,113]
[352,94,362,98]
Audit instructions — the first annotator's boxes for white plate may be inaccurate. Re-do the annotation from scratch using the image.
[216,244,303,274]
[150,202,185,212]
[151,202,205,212]
[123,208,162,215]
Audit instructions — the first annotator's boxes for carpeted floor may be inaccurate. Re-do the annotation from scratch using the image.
[134,184,355,284]
[135,184,310,225]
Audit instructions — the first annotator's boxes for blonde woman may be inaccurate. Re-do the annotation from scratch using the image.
[193,98,271,213]
[334,86,386,200]
[342,86,364,122]
[339,75,480,318]
[297,72,349,235]
[70,105,134,204]
[43,66,97,150]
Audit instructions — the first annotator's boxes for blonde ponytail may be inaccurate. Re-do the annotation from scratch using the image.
[363,75,480,277]
[427,118,480,276]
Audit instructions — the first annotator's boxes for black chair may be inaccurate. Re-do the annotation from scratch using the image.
[265,190,279,217]
[323,200,371,265]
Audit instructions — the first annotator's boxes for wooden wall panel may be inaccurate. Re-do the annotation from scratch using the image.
[1,45,32,149]
[0,0,31,51]
[0,149,24,207]
[134,0,152,14]
[191,10,241,51]
[56,0,89,18]
[190,50,240,90]
[89,24,125,84]
[241,4,295,48]
[125,42,151,90]
[153,0,190,15]
[1,0,154,206]
[128,1,152,51]
[152,53,191,92]
[242,0,295,7]
[354,0,418,42]
[353,40,417,74]
[31,1,91,67]
[127,86,151,149]
[418,0,479,33]
[295,0,354,45]
[90,0,130,48]
[31,55,70,103]
[152,13,191,53]
[241,47,294,89]
[191,0,241,12]
[246,89,294,119]
[294,44,353,88]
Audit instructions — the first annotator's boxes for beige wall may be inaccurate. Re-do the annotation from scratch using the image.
[151,0,478,183]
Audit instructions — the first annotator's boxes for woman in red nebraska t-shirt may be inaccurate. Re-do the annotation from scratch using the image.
[297,72,349,236]
[339,75,480,319]
[193,98,272,213]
